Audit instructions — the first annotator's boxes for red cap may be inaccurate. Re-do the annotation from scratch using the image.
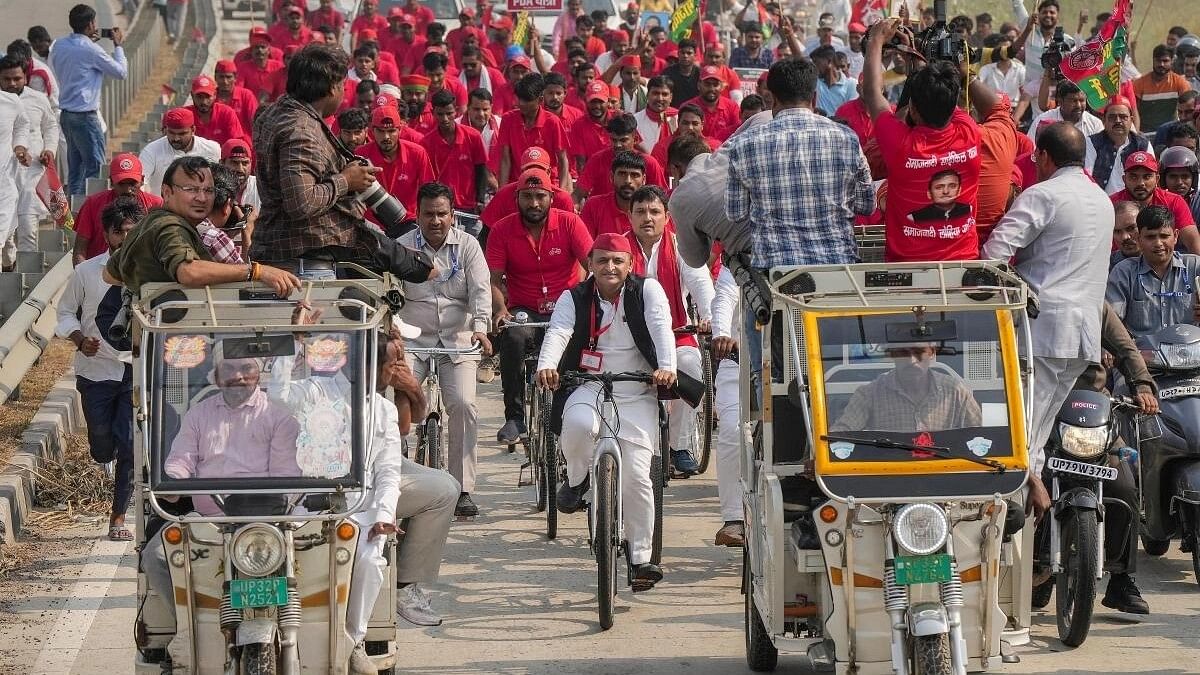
[191,75,217,96]
[400,74,431,89]
[585,80,609,102]
[515,167,553,192]
[610,29,630,43]
[618,54,641,70]
[162,107,195,130]
[215,59,237,75]
[285,3,304,15]
[371,105,402,128]
[608,83,620,98]
[848,22,867,34]
[310,32,327,43]
[1105,95,1133,112]
[249,26,272,44]
[373,92,398,109]
[491,14,513,30]
[508,54,532,69]
[520,146,552,170]
[655,41,679,59]
[221,138,252,160]
[625,2,638,10]
[460,6,476,17]
[387,6,406,18]
[700,65,723,81]
[591,232,632,255]
[1124,151,1158,173]
[109,153,143,184]
[358,28,378,42]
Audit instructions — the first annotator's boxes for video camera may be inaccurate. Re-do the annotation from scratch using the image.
[900,0,969,65]
[1041,26,1069,80]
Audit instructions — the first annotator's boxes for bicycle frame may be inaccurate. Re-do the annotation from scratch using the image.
[406,343,483,467]
[587,395,626,557]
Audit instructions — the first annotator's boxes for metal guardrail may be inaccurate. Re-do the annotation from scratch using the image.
[99,4,165,142]
[0,254,73,405]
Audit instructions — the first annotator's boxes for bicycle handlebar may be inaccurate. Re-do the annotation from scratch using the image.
[405,341,484,356]
[673,325,711,336]
[498,318,551,330]
[560,371,655,386]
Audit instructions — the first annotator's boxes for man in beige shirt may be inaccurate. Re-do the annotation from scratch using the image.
[397,182,492,517]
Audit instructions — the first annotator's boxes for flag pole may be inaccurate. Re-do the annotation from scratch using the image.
[1131,0,1154,48]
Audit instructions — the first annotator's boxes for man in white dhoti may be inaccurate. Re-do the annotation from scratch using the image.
[624,185,714,478]
[0,60,31,272]
[1,56,59,267]
[709,267,747,547]
[535,232,678,590]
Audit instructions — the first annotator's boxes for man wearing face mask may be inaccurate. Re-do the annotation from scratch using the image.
[830,344,982,433]
[138,107,221,196]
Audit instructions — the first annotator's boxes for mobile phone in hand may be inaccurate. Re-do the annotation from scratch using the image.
[101,28,114,39]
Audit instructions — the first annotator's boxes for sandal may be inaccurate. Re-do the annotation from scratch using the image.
[108,525,134,541]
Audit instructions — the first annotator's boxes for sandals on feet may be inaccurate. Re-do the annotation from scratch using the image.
[108,525,134,541]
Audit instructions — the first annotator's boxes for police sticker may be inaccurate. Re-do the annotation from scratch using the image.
[830,441,855,460]
[967,436,993,457]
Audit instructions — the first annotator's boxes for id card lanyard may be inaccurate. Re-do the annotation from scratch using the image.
[415,231,460,282]
[582,292,620,372]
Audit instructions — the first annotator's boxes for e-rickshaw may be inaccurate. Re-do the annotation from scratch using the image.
[741,261,1037,674]
[130,273,402,674]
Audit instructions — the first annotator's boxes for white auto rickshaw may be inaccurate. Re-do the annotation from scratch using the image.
[740,261,1038,674]
[130,274,402,674]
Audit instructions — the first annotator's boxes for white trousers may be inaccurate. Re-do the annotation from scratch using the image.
[0,185,17,268]
[669,345,702,450]
[1027,356,1090,476]
[560,383,657,565]
[714,359,745,522]
[3,165,46,267]
[345,515,387,644]
[411,355,480,493]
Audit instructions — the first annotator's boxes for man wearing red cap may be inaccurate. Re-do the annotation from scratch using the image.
[496,74,572,189]
[609,55,646,114]
[1109,151,1200,252]
[139,108,221,196]
[351,0,389,38]
[593,29,631,76]
[308,0,346,44]
[421,90,491,213]
[221,139,260,223]
[356,105,436,223]
[575,114,668,202]
[237,30,285,104]
[569,80,615,173]
[533,228,678,591]
[187,76,247,147]
[480,145,574,240]
[356,31,402,84]
[380,11,420,69]
[268,4,315,53]
[1085,96,1152,196]
[446,8,482,58]
[681,66,741,142]
[399,0,435,35]
[486,167,592,444]
[485,14,516,68]
[214,61,259,136]
[701,44,743,103]
[234,26,283,64]
[579,149,643,238]
[72,154,163,264]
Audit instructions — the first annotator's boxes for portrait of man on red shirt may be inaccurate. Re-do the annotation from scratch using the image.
[907,169,973,224]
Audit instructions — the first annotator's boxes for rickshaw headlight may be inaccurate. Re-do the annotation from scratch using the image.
[893,503,949,556]
[1059,423,1108,460]
[231,524,286,577]
[1160,342,1200,369]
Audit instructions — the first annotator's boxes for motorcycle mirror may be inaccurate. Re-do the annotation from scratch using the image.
[1138,415,1164,443]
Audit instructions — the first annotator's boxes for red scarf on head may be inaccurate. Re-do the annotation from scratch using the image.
[626,231,695,347]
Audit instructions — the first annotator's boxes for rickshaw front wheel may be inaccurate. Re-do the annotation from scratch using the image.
[743,551,778,672]
[240,642,277,675]
[913,634,951,675]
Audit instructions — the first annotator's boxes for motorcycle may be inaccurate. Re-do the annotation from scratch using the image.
[741,261,1035,674]
[131,275,401,674]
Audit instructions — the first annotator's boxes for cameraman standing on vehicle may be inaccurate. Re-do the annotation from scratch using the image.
[250,44,433,283]
[1017,0,1067,118]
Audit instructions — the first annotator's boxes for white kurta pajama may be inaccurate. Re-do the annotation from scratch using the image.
[0,90,31,265]
[710,267,746,522]
[538,278,677,565]
[7,87,59,266]
[636,235,715,451]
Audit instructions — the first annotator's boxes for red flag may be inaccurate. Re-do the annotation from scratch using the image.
[852,0,888,26]
[36,165,73,230]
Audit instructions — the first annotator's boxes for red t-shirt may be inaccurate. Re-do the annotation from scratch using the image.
[217,86,259,140]
[579,192,632,238]
[485,208,594,311]
[188,101,247,147]
[236,59,285,101]
[480,181,575,229]
[876,108,982,262]
[354,139,436,221]
[379,32,419,66]
[307,7,344,34]
[266,23,314,52]
[234,45,283,64]
[549,103,583,130]
[576,147,668,196]
[402,3,436,35]
[496,108,570,183]
[1110,187,1197,228]
[431,78,469,110]
[681,95,741,142]
[420,124,489,210]
[568,113,612,163]
[75,190,163,260]
[398,37,429,76]
[350,14,389,38]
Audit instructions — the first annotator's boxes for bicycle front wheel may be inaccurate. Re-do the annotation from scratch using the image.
[650,452,664,565]
[596,453,619,630]
[541,396,559,539]
[697,347,715,474]
[423,416,445,471]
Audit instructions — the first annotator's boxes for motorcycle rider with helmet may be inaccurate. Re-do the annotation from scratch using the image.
[1159,145,1200,223]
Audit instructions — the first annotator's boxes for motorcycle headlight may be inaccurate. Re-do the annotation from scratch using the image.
[1059,423,1109,460]
[1160,342,1200,369]
[230,524,286,577]
[893,503,949,556]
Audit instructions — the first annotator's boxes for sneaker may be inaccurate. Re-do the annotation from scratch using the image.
[631,562,663,592]
[396,584,442,626]
[348,643,375,675]
[555,477,589,514]
[497,420,521,444]
[1101,573,1150,615]
[670,449,700,477]
[455,493,479,517]
[715,521,745,547]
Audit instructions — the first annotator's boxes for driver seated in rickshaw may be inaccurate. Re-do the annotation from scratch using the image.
[830,342,982,433]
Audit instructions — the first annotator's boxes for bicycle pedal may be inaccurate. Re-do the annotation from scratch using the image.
[631,579,657,593]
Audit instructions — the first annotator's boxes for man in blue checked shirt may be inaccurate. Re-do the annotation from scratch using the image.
[49,4,128,196]
[729,22,775,70]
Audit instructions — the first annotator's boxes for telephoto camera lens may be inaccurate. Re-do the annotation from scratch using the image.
[353,158,407,230]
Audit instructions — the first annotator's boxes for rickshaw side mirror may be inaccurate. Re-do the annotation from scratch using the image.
[221,335,296,359]
[885,320,958,343]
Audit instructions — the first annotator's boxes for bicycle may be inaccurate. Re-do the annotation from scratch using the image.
[405,342,484,471]
[559,370,663,630]
[672,325,716,476]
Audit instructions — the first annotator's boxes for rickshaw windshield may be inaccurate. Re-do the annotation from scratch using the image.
[814,311,1016,464]
[146,329,371,503]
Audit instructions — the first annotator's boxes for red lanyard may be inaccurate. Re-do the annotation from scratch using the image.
[589,292,620,349]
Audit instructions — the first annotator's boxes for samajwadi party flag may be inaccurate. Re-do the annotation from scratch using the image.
[852,0,888,26]
[1058,0,1132,109]
[669,0,698,42]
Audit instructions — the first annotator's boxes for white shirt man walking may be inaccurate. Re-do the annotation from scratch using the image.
[0,55,59,268]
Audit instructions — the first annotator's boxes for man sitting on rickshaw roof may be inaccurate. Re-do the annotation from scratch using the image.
[830,343,982,433]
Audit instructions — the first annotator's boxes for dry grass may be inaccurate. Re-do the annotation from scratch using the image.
[0,339,75,468]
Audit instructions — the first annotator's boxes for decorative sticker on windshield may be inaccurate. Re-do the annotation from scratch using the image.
[830,441,855,460]
[967,436,993,457]
[306,336,348,373]
[163,335,209,368]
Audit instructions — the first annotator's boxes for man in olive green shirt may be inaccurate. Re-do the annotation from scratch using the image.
[105,156,300,296]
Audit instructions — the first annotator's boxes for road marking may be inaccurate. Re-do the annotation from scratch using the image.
[32,537,132,674]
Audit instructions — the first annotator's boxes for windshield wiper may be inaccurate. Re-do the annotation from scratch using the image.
[821,433,1006,473]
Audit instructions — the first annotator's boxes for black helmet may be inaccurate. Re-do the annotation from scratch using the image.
[1159,145,1200,195]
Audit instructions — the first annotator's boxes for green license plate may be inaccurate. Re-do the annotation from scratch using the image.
[893,554,953,586]
[230,576,288,609]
